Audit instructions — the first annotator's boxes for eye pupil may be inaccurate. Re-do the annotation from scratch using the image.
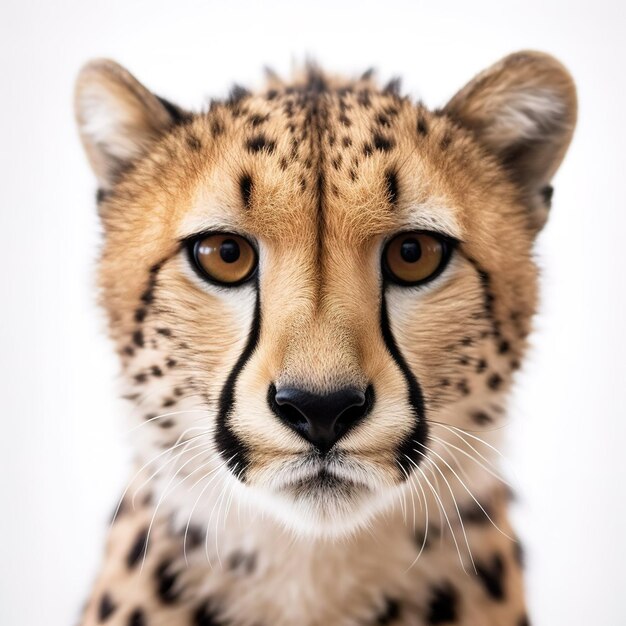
[400,238,421,263]
[220,239,241,263]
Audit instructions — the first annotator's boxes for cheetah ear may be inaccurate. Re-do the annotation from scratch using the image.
[444,51,577,230]
[74,59,188,190]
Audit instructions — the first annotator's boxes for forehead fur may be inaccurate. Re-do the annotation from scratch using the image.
[100,66,529,293]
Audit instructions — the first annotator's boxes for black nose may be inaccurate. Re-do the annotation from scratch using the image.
[268,384,374,453]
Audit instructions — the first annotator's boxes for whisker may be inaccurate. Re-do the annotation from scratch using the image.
[416,441,514,543]
[415,449,477,574]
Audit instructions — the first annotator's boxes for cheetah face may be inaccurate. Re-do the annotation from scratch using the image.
[75,54,576,537]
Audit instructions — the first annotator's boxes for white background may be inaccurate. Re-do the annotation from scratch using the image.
[1,0,624,624]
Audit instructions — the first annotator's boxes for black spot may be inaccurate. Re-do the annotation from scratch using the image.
[331,155,342,170]
[339,113,352,127]
[487,373,503,390]
[186,135,202,151]
[159,419,175,429]
[376,113,391,127]
[126,527,149,568]
[266,89,278,100]
[498,340,510,354]
[246,135,276,154]
[162,397,175,408]
[210,119,224,137]
[357,89,372,108]
[166,358,177,368]
[151,366,163,377]
[417,115,429,136]
[460,499,492,525]
[279,157,288,171]
[475,554,506,601]
[476,359,488,373]
[541,185,554,206]
[123,346,135,357]
[98,593,116,621]
[128,608,146,626]
[239,174,253,209]
[457,379,470,396]
[373,133,395,152]
[156,327,172,337]
[227,550,257,574]
[155,560,180,604]
[471,410,492,425]
[173,387,184,397]
[439,378,450,388]
[96,188,109,204]
[440,133,452,150]
[385,170,399,206]
[342,136,352,148]
[461,336,473,347]
[376,597,401,624]
[134,373,147,385]
[363,143,374,157]
[132,330,144,348]
[458,356,470,366]
[134,308,147,323]
[193,601,221,626]
[249,113,269,127]
[427,583,458,624]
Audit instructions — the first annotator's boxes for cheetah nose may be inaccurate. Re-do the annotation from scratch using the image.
[268,384,374,454]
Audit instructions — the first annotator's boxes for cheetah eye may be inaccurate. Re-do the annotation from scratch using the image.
[382,231,453,286]
[189,233,257,286]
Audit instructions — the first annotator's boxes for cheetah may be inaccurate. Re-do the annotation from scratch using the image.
[74,51,576,626]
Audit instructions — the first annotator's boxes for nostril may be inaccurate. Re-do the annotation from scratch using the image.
[334,384,374,437]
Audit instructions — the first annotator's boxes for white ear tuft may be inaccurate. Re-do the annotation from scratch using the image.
[444,51,577,229]
[74,59,182,189]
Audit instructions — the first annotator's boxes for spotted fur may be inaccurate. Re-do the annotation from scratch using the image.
[75,51,576,625]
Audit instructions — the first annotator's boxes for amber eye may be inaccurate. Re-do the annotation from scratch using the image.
[190,233,257,286]
[382,231,452,286]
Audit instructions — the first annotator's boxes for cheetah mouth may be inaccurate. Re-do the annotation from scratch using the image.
[284,468,366,495]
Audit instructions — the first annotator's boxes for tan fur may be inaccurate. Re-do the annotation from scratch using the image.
[74,52,576,625]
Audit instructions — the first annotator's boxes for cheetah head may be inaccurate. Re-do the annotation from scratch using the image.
[75,53,576,538]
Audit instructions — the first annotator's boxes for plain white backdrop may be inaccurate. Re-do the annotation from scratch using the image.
[1,0,624,624]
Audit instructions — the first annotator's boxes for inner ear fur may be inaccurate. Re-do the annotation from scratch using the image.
[444,51,577,229]
[74,59,187,190]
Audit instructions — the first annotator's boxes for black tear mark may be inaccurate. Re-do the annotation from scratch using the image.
[385,170,399,207]
[427,582,458,624]
[475,553,506,601]
[239,174,253,209]
[246,135,276,154]
[380,292,428,477]
[214,290,260,477]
